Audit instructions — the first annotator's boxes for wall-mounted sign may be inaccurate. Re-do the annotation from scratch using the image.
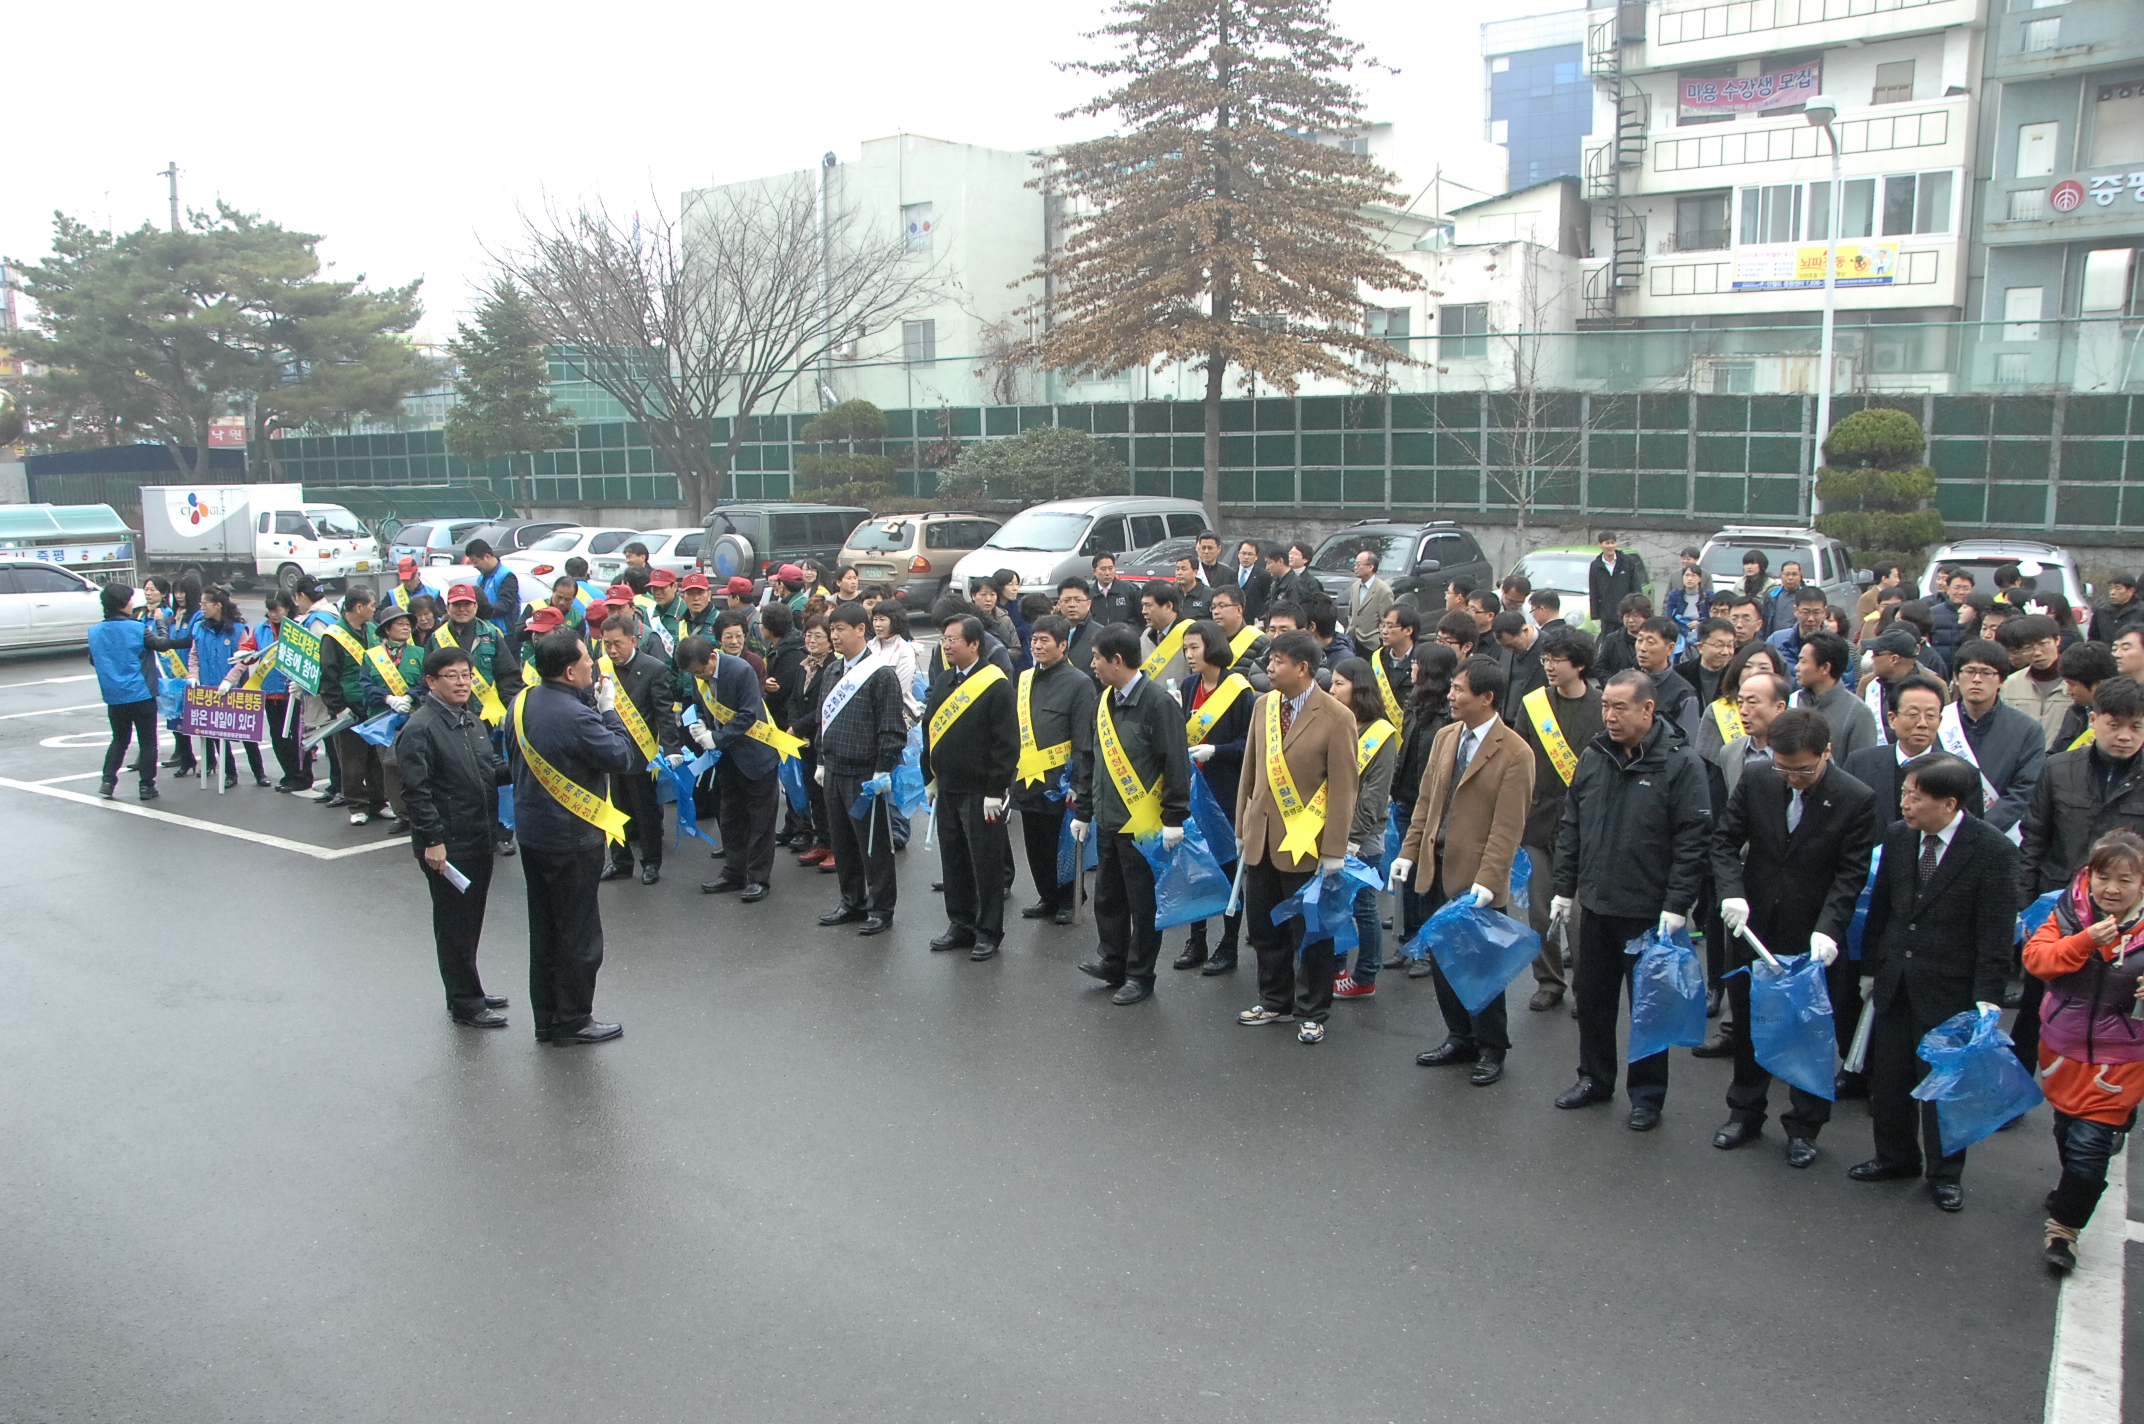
[1731,241,1900,290]
[1680,65,1821,116]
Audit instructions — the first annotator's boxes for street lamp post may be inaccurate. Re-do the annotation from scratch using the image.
[1805,95,1841,517]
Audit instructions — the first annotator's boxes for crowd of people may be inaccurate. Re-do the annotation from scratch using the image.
[79,528,2144,1275]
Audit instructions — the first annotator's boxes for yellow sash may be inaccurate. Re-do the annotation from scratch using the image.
[1372,650,1404,727]
[1186,673,1252,745]
[1229,625,1262,662]
[2070,725,2097,750]
[930,663,1008,750]
[512,690,628,845]
[1017,667,1073,786]
[242,641,278,691]
[1712,699,1745,744]
[324,621,367,661]
[696,675,808,761]
[1140,619,1190,681]
[1357,718,1396,772]
[598,653,660,766]
[1262,691,1329,860]
[1096,693,1163,834]
[365,643,411,698]
[434,624,506,725]
[1523,686,1579,785]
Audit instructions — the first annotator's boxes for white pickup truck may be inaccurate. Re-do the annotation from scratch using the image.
[138,483,383,592]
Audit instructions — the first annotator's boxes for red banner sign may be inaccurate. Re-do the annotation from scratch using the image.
[1680,65,1821,115]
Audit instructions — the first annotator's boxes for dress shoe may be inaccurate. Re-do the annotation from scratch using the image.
[1931,1182,1964,1212]
[160,754,184,767]
[549,1020,623,1046]
[1555,1078,1612,1109]
[601,862,633,882]
[99,781,117,799]
[1847,1159,1922,1183]
[484,995,510,1009]
[1785,1137,1818,1169]
[819,858,840,874]
[452,1007,509,1029]
[495,839,517,857]
[970,942,1000,962]
[1527,987,1563,1012]
[2044,1236,2077,1274]
[740,881,768,901]
[1200,956,1237,975]
[385,818,411,837]
[1173,943,1208,970]
[1052,907,1073,926]
[1416,1038,1480,1068]
[1078,961,1123,987]
[931,880,945,892]
[1713,1119,1763,1151]
[1469,1055,1505,1087]
[643,865,664,886]
[1020,901,1055,920]
[1690,1030,1737,1059]
[1110,981,1152,1005]
[931,930,978,952]
[701,876,747,894]
[320,792,346,807]
[1627,1106,1662,1132]
[796,845,830,866]
[818,905,867,926]
[139,785,159,801]
[254,774,272,788]
[857,915,892,936]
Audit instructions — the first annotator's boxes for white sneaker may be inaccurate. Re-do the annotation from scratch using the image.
[1297,1020,1326,1044]
[1237,1005,1294,1026]
[350,811,373,825]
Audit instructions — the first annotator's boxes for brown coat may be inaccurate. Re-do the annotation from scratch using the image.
[1397,715,1535,908]
[1236,686,1362,871]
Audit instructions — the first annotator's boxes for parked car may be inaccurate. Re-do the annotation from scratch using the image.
[699,504,873,590]
[1304,520,1494,612]
[0,559,101,650]
[1114,536,1201,589]
[1697,526,1859,608]
[461,519,576,556]
[1503,547,1611,631]
[948,496,1209,597]
[499,526,648,593]
[388,518,491,569]
[839,511,1002,611]
[630,527,708,576]
[1918,538,2091,610]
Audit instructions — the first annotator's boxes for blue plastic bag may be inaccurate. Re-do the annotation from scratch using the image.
[1188,773,1239,864]
[1410,896,1541,1015]
[1913,1008,2046,1155]
[496,785,514,830]
[157,676,190,724]
[1135,821,1232,930]
[850,773,892,819]
[1846,847,1881,960]
[1626,927,1709,1061]
[890,762,930,816]
[655,752,716,847]
[1733,954,1838,1100]
[779,757,809,815]
[1381,802,1406,879]
[354,710,406,747]
[2017,889,2062,945]
[1272,857,1383,958]
[1057,812,1099,885]
[1508,847,1533,912]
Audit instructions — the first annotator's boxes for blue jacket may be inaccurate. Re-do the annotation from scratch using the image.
[87,615,192,705]
[253,619,291,694]
[1663,587,1707,639]
[507,680,639,853]
[191,617,250,689]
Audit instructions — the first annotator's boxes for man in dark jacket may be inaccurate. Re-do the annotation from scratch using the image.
[1841,672,1946,824]
[1946,639,2047,837]
[1587,533,1646,630]
[1088,555,1141,630]
[1710,708,1880,1165]
[1013,615,1098,925]
[1209,587,1273,692]
[1927,566,1975,666]
[508,631,641,1045]
[2088,573,2144,645]
[397,646,514,1028]
[1851,754,2021,1211]
[465,540,522,644]
[921,615,1022,959]
[596,613,677,886]
[679,633,783,901]
[1232,539,1273,620]
[816,603,911,935]
[1593,593,1649,678]
[1550,669,1713,1130]
[759,603,806,728]
[318,588,381,817]
[1512,625,1602,1011]
[1054,579,1106,680]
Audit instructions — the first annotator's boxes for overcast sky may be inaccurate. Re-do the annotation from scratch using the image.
[5,0,1539,338]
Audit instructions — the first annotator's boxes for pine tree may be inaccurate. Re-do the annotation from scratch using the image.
[1814,407,1944,575]
[444,280,574,486]
[1038,0,1421,524]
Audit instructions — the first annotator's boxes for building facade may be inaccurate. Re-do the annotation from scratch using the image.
[1484,8,1601,190]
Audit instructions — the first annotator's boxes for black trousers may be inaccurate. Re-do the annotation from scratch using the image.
[265,694,308,785]
[1093,830,1162,986]
[609,765,665,869]
[103,699,158,787]
[1423,860,1511,1053]
[422,846,494,1017]
[336,729,386,814]
[520,843,606,1037]
[1248,858,1330,1021]
[1725,968,1832,1138]
[801,748,831,849]
[1018,803,1069,911]
[1574,910,1669,1109]
[2011,972,2047,1069]
[826,769,897,915]
[201,735,265,783]
[715,759,778,884]
[939,791,1007,945]
[1869,993,1967,1184]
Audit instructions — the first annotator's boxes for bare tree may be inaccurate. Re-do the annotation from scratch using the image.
[498,179,943,521]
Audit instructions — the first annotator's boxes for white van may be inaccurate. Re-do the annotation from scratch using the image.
[139,483,382,591]
[947,496,1210,597]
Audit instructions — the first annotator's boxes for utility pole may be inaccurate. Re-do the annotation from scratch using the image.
[157,162,180,232]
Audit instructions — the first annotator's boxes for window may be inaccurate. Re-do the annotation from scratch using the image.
[1420,532,1480,568]
[809,513,855,547]
[587,531,636,555]
[1364,306,1411,352]
[1167,513,1207,539]
[923,522,964,550]
[1805,177,1879,240]
[1711,361,1757,393]
[770,513,811,551]
[673,533,703,558]
[1880,171,1954,235]
[2081,248,2138,313]
[14,565,86,593]
[1128,514,1168,549]
[1438,304,1489,358]
[2003,286,2044,341]
[2021,17,2061,50]
[274,511,315,537]
[901,202,933,252]
[1079,517,1127,557]
[2009,187,2050,220]
[2018,121,2060,177]
[2091,84,2144,167]
[1738,184,1802,244]
[1872,60,1915,105]
[1994,352,2032,384]
[1675,191,1731,251]
[902,319,937,365]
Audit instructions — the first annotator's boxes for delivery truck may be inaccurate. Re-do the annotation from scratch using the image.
[139,483,383,591]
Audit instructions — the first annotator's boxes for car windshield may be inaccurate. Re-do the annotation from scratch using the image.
[1311,532,1414,574]
[396,524,435,547]
[1937,558,2071,598]
[530,532,582,552]
[850,521,914,552]
[1510,552,1594,592]
[1701,541,1806,583]
[307,508,369,539]
[985,510,1090,553]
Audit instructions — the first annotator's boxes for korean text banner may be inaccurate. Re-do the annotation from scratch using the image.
[182,686,267,743]
[1731,241,1900,291]
[1681,65,1820,115]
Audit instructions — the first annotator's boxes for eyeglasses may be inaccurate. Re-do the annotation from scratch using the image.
[1773,760,1825,782]
[433,670,475,683]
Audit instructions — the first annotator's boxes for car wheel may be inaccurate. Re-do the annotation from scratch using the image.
[276,563,305,593]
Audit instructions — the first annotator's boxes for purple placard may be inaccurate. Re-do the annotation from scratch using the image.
[182,686,268,743]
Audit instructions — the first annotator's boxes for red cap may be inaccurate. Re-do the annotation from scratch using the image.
[650,567,677,587]
[397,556,418,575]
[606,582,634,601]
[725,576,755,596]
[526,606,565,632]
[777,563,806,583]
[445,583,478,604]
[680,571,710,591]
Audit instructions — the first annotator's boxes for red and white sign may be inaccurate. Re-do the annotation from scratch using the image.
[1679,65,1821,115]
[207,417,248,447]
[2050,179,2086,212]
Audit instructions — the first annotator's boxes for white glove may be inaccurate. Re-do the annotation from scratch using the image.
[1388,858,1414,892]
[1346,842,1361,859]
[1469,883,1495,908]
[1975,1001,2002,1017]
[1319,855,1345,874]
[1161,824,1184,851]
[1808,932,1839,968]
[688,722,715,751]
[1549,895,1573,934]
[1658,911,1687,938]
[1720,897,1750,936]
[1069,819,1089,843]
[219,674,241,692]
[593,677,616,714]
[665,752,686,768]
[1189,743,1216,764]
[983,796,1005,822]
[386,694,412,714]
[813,764,826,787]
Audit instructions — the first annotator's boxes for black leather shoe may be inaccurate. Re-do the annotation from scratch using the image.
[931,880,945,892]
[930,931,977,951]
[1052,907,1073,926]
[1020,902,1055,920]
[702,876,747,894]
[1690,1031,1737,1059]
[1713,1120,1763,1151]
[1469,1055,1505,1086]
[970,942,1000,962]
[857,915,892,936]
[1077,961,1123,986]
[1785,1137,1818,1169]
[549,1020,622,1045]
[1110,981,1152,1005]
[1200,956,1238,976]
[1931,1182,1964,1212]
[139,785,160,801]
[1555,1078,1612,1109]
[1527,987,1563,1011]
[600,863,632,882]
[1627,1106,1662,1132]
[1173,944,1207,970]
[453,1008,509,1028]
[495,839,517,857]
[484,995,510,1009]
[740,881,768,902]
[818,906,866,926]
[1416,1038,1480,1068]
[99,781,116,799]
[1848,1159,1922,1183]
[643,865,663,886]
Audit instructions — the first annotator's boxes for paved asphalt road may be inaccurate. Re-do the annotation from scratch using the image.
[0,647,2122,1423]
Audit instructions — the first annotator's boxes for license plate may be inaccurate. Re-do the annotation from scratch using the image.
[354,560,371,571]
[860,563,895,579]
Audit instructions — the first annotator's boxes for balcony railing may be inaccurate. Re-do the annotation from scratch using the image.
[1655,0,1953,46]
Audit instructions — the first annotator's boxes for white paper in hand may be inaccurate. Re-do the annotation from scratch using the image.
[441,862,472,894]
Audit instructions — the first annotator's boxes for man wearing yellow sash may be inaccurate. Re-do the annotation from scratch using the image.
[1137,583,1195,687]
[317,586,379,814]
[921,614,1020,960]
[1069,626,1192,1005]
[508,626,641,1045]
[1508,626,1603,1011]
[357,604,428,829]
[1207,587,1271,691]
[598,614,678,887]
[1052,578,1105,680]
[1012,615,1096,927]
[430,584,518,725]
[1231,630,1360,1043]
[1175,621,1255,973]
[386,556,430,611]
[678,627,784,901]
[1371,604,1421,731]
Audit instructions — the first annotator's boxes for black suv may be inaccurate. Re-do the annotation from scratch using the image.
[699,503,872,586]
[1305,520,1493,612]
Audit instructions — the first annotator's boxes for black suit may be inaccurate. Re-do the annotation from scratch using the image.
[1232,564,1273,621]
[921,661,1021,947]
[607,651,678,871]
[1711,763,1880,1138]
[1861,815,2021,1183]
[1062,616,1105,684]
[1840,743,1937,829]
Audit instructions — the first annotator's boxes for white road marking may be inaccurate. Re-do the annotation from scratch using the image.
[0,673,98,688]
[2043,1138,2128,1423]
[2129,1219,2143,1246]
[0,775,409,861]
[32,772,101,785]
[39,732,108,749]
[0,702,103,720]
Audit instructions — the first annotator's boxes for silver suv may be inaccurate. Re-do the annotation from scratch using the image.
[1917,539,2090,609]
[1697,526,1860,608]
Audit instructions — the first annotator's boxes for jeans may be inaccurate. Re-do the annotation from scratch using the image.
[1348,884,1383,983]
[2047,1112,2127,1230]
[102,700,159,788]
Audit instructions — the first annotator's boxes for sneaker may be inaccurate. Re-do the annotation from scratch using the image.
[98,781,117,800]
[2043,1235,2077,1274]
[1333,976,1376,998]
[1297,1020,1326,1044]
[350,811,373,825]
[1237,1005,1294,1026]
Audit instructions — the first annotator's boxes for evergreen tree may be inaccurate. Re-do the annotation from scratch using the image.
[1038,0,1420,524]
[794,400,897,507]
[444,280,574,485]
[937,426,1130,508]
[1815,407,1944,575]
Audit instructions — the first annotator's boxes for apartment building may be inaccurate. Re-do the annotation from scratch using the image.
[1483,8,1601,189]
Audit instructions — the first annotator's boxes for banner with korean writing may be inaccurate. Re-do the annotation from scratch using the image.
[1680,65,1820,116]
[1731,241,1900,291]
[182,687,267,743]
[272,621,322,694]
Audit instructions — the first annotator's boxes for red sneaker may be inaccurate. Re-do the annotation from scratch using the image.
[1333,976,1376,998]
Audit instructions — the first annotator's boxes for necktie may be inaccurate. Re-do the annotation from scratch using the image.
[1280,696,1295,737]
[1786,788,1802,834]
[1918,831,1942,884]
[1436,729,1474,849]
